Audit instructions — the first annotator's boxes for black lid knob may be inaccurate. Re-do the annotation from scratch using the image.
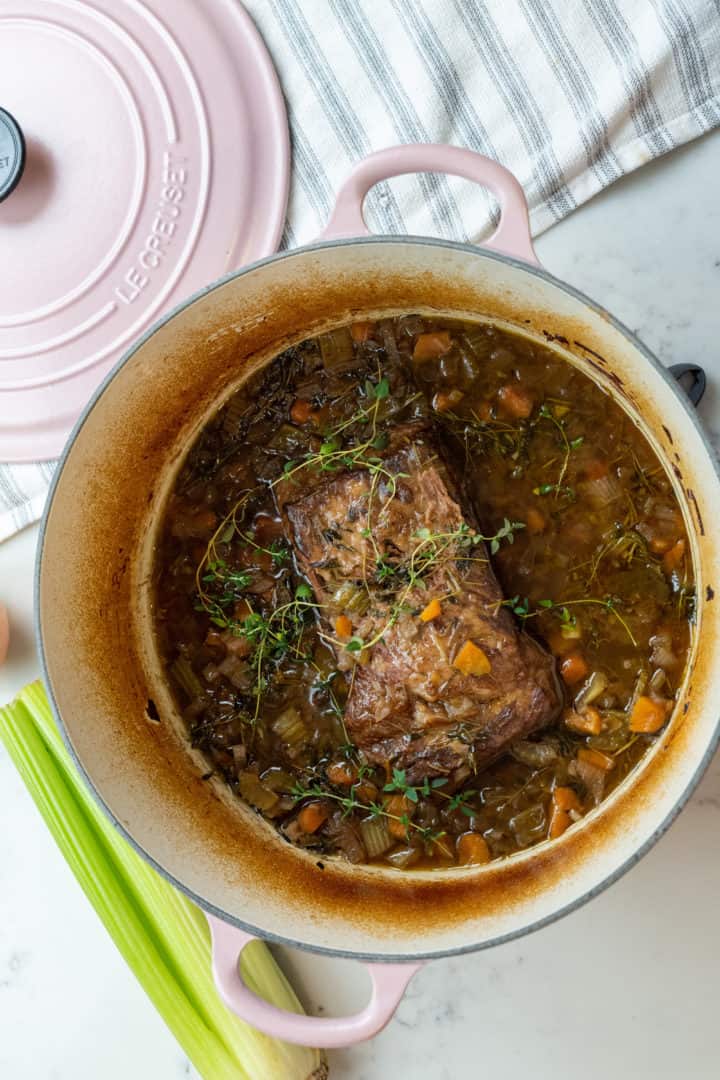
[0,108,26,202]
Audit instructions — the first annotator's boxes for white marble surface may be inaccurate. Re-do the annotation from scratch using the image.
[1,128,720,1079]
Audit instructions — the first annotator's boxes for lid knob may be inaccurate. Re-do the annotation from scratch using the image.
[0,107,26,202]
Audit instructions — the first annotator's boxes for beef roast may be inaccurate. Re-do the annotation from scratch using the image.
[278,423,560,781]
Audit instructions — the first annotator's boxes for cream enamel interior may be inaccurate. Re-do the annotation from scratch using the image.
[38,239,720,959]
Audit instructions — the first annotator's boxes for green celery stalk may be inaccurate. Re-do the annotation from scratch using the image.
[0,683,327,1080]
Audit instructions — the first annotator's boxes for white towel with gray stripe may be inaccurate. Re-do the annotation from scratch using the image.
[2,0,719,541]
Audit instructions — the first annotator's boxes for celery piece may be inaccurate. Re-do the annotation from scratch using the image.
[0,683,327,1080]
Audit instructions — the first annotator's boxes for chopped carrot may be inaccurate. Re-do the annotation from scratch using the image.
[583,459,609,480]
[354,780,378,804]
[629,695,670,733]
[548,806,571,840]
[385,794,413,839]
[335,614,353,639]
[457,832,491,866]
[552,786,582,813]
[577,746,615,772]
[290,398,313,424]
[649,536,674,555]
[560,652,590,685]
[496,384,534,419]
[413,331,452,360]
[432,388,465,413]
[326,760,357,786]
[350,321,374,343]
[662,538,686,574]
[475,400,493,421]
[453,639,492,677]
[564,706,603,736]
[297,802,329,834]
[420,598,442,622]
[525,507,547,535]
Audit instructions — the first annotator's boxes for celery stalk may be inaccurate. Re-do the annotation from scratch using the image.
[0,683,327,1080]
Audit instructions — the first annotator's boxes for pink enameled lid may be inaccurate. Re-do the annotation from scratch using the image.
[0,0,290,461]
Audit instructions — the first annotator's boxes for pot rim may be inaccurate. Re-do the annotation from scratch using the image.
[35,234,720,963]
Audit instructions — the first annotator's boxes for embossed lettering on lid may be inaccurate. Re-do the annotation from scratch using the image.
[0,0,289,462]
[0,107,26,202]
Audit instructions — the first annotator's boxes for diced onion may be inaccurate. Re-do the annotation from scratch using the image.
[574,670,609,710]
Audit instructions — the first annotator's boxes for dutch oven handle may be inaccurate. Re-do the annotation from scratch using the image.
[208,914,422,1047]
[320,142,538,264]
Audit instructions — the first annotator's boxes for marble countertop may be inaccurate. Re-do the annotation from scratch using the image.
[1,129,719,1080]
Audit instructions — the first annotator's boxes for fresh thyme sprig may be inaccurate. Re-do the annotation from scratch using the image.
[504,594,638,646]
[290,777,449,847]
[384,767,478,818]
[323,518,525,657]
[532,402,583,501]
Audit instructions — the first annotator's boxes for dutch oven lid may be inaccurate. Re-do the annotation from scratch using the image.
[0,0,289,461]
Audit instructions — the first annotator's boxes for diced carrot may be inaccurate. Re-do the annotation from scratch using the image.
[564,706,603,736]
[453,640,492,677]
[297,802,329,834]
[475,400,493,421]
[335,614,353,638]
[353,781,378,805]
[548,806,571,840]
[629,695,670,734]
[432,388,464,413]
[420,598,442,622]
[577,746,615,772]
[385,794,413,839]
[649,536,673,555]
[413,331,453,360]
[583,459,609,480]
[496,384,534,419]
[326,760,357,786]
[560,652,590,685]
[350,321,374,343]
[525,507,547,535]
[457,832,491,866]
[552,786,582,812]
[290,398,313,424]
[662,538,686,574]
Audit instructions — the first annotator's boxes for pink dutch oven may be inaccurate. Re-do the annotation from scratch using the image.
[36,146,720,1047]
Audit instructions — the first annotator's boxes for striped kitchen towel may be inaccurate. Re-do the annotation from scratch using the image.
[2,0,719,541]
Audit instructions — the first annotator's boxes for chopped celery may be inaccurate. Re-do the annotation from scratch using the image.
[272,706,307,748]
[359,816,392,858]
[0,683,327,1080]
[171,656,205,700]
